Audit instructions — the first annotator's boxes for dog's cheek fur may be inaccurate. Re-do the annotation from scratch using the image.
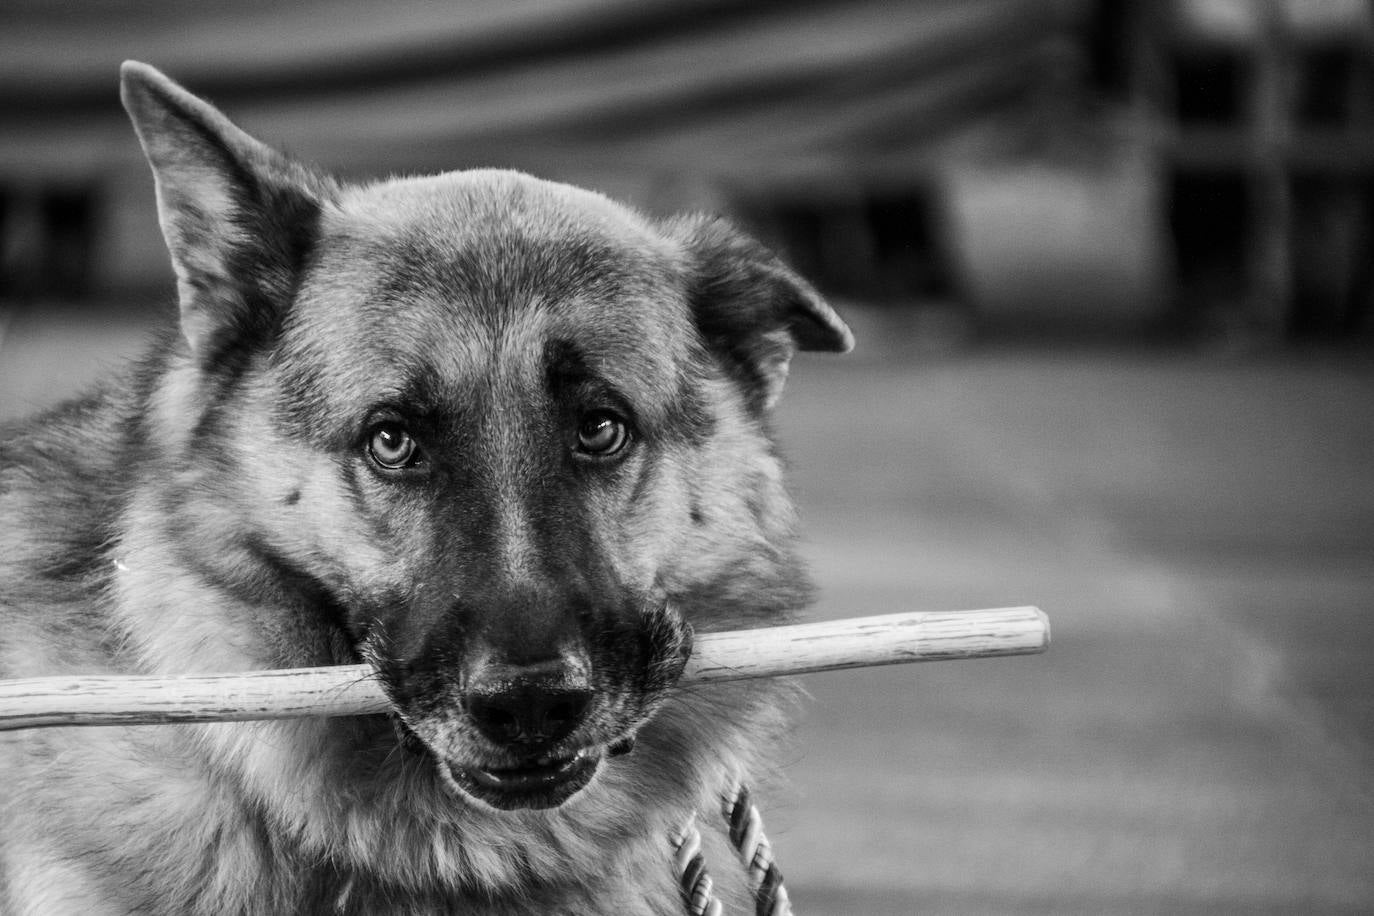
[105,362,387,674]
[609,372,811,630]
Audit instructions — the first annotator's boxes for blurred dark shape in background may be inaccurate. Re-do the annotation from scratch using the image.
[2,0,1369,347]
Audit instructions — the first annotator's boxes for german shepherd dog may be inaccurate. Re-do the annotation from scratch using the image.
[0,62,851,914]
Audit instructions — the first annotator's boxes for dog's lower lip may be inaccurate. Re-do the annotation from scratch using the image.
[448,747,603,809]
[467,750,590,791]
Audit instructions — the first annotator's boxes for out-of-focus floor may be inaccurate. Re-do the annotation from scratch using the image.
[778,341,1374,915]
[3,301,1373,914]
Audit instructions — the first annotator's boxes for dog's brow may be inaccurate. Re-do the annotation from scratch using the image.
[344,360,455,426]
[393,371,452,418]
[543,338,594,386]
[543,338,632,410]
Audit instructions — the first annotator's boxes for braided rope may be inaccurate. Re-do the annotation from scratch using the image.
[672,781,792,915]
[723,781,793,916]
[672,815,723,916]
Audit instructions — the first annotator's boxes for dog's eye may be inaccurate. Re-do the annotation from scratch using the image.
[367,422,420,470]
[575,412,630,458]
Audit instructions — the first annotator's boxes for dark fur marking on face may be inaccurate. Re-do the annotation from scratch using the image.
[627,448,657,507]
[194,287,284,383]
[187,131,327,383]
[184,347,267,452]
[237,533,363,655]
[542,338,633,420]
[543,338,592,390]
[744,487,766,526]
[338,455,374,515]
[273,349,331,443]
[372,219,642,331]
[164,524,260,599]
[29,518,118,586]
[386,372,466,443]
[661,371,716,447]
[370,243,494,325]
[183,404,250,472]
[544,337,715,452]
[175,186,324,450]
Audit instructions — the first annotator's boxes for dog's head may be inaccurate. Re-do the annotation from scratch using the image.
[121,62,851,812]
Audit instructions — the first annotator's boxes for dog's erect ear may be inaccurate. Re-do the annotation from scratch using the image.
[672,216,853,411]
[120,61,332,359]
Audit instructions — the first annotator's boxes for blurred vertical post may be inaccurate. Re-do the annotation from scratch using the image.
[1250,0,1293,334]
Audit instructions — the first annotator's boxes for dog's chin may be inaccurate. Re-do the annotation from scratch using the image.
[442,748,604,811]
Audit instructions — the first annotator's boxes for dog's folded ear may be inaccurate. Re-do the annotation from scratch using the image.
[670,216,853,411]
[120,61,333,361]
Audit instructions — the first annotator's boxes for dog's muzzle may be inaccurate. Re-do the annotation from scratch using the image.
[378,599,693,811]
[450,658,601,810]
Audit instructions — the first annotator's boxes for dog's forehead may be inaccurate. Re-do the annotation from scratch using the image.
[286,170,697,416]
[332,169,657,240]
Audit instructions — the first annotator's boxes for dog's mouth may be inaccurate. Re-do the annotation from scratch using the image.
[446,747,603,811]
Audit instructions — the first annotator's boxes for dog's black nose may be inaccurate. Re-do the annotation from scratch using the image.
[465,662,593,749]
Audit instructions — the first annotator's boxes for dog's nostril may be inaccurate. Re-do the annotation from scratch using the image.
[467,684,593,748]
[545,701,571,727]
[485,707,522,742]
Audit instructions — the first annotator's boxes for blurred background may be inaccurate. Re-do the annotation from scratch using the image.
[2,1,1372,913]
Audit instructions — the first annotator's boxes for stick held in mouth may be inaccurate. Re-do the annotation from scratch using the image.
[0,607,1048,731]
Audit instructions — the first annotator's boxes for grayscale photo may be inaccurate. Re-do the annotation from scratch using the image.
[1,2,1371,914]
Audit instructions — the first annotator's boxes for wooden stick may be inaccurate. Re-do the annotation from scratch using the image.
[0,606,1047,731]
